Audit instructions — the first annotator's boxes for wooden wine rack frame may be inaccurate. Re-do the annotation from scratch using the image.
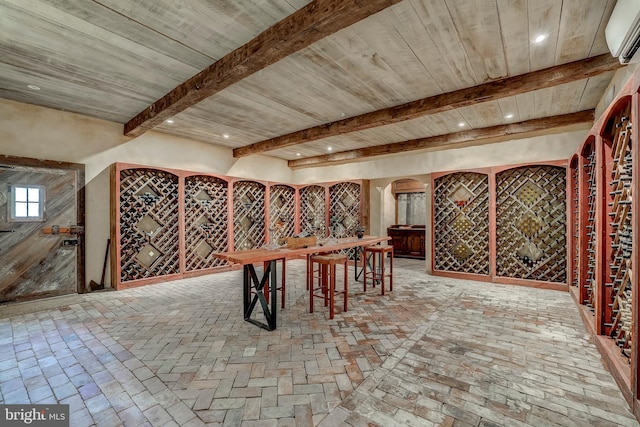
[232,180,266,251]
[300,185,327,238]
[495,165,567,283]
[568,70,639,419]
[111,164,368,290]
[570,156,580,289]
[431,162,567,289]
[606,107,632,355]
[581,141,598,310]
[433,172,490,275]
[269,184,298,245]
[116,168,180,284]
[184,175,229,272]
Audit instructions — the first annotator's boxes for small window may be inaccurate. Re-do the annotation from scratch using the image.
[10,185,45,221]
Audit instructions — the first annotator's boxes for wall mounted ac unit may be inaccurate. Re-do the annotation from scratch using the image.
[606,0,640,64]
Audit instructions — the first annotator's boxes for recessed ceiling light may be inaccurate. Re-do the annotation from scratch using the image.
[505,114,514,119]
[327,146,333,152]
[534,34,546,43]
[223,134,230,139]
[458,122,465,127]
[27,84,40,91]
[296,153,301,157]
[165,119,174,124]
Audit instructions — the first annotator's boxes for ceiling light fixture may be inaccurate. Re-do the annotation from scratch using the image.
[165,119,174,124]
[296,153,301,157]
[505,114,514,119]
[327,146,333,152]
[223,134,230,139]
[534,34,546,43]
[27,84,40,91]
[458,122,465,127]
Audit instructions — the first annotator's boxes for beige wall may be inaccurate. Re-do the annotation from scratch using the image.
[0,98,292,288]
[292,129,586,184]
[596,64,640,118]
[0,95,597,286]
[294,130,586,271]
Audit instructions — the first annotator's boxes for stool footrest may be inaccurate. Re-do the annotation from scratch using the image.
[308,254,349,320]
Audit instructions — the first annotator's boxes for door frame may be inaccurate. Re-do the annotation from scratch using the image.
[1,154,86,294]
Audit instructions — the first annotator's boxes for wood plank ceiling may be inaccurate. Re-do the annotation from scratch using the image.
[0,0,621,168]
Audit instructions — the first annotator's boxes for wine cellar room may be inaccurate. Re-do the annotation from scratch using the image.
[2,1,640,426]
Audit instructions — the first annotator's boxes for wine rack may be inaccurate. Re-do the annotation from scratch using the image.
[300,185,326,237]
[233,181,266,251]
[433,172,490,274]
[184,175,229,271]
[565,71,640,418]
[118,168,180,282]
[329,182,361,237]
[269,184,296,245]
[329,182,362,259]
[113,164,367,288]
[606,108,633,358]
[571,159,580,288]
[495,166,566,283]
[583,144,597,310]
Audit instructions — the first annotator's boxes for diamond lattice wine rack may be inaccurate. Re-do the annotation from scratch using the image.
[184,175,229,272]
[117,168,180,283]
[329,182,362,259]
[112,165,367,289]
[233,181,266,251]
[300,185,327,237]
[495,166,567,283]
[433,172,490,275]
[432,164,567,286]
[269,184,296,245]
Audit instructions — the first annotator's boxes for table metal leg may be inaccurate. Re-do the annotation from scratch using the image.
[243,260,278,331]
[354,246,374,282]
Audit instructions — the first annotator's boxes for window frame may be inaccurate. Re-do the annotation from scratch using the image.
[396,191,426,226]
[9,184,46,222]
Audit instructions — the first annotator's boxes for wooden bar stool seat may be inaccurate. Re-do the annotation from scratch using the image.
[363,245,393,295]
[309,253,348,320]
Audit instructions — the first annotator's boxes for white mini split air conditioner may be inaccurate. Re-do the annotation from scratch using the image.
[606,0,640,64]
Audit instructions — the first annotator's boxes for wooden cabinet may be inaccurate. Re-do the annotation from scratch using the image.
[387,225,425,259]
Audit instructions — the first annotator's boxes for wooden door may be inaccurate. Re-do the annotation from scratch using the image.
[0,158,84,303]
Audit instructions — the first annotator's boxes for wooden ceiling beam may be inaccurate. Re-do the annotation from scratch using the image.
[124,0,403,138]
[235,54,621,157]
[287,110,595,168]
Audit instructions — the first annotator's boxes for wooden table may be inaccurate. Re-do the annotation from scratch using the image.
[214,236,390,331]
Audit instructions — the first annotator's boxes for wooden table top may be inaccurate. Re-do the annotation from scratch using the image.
[214,235,390,265]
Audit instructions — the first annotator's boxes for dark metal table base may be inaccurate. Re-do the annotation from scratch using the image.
[243,260,278,331]
[354,246,374,281]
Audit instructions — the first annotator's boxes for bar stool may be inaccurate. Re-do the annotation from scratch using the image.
[363,245,393,295]
[309,253,348,319]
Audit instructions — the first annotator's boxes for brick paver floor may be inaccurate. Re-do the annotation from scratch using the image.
[0,258,637,426]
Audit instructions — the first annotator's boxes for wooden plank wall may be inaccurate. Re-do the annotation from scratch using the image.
[0,159,82,302]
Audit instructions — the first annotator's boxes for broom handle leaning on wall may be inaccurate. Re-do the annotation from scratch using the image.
[100,238,110,286]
